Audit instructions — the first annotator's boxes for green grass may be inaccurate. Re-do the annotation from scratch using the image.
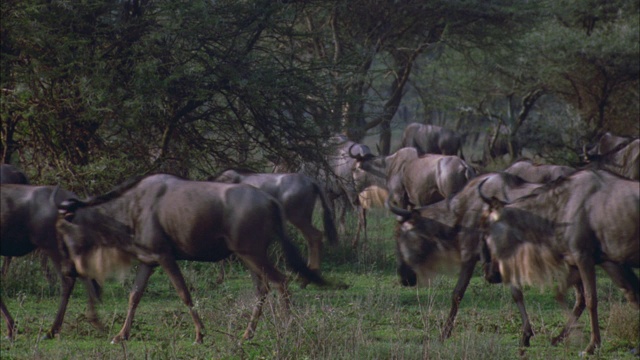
[1,210,638,359]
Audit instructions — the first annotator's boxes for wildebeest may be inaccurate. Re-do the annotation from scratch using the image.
[484,123,520,162]
[400,122,465,159]
[313,135,374,247]
[1,164,29,276]
[55,174,327,344]
[1,164,29,185]
[479,169,639,355]
[210,169,338,279]
[504,158,576,183]
[386,172,546,347]
[1,184,102,340]
[352,147,475,211]
[583,132,639,180]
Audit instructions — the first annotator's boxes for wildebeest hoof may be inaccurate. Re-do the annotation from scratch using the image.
[550,335,563,346]
[40,332,55,341]
[242,330,254,341]
[111,334,127,344]
[299,279,309,289]
[89,320,106,333]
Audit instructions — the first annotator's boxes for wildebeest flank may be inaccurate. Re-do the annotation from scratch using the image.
[55,174,327,344]
[1,164,29,277]
[481,169,639,355]
[211,169,338,281]
[1,184,102,340]
[351,147,475,212]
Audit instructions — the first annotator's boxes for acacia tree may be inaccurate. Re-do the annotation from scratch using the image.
[532,0,639,140]
[296,0,537,155]
[404,0,638,166]
[1,1,335,191]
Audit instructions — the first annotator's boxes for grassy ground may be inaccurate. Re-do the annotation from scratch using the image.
[1,209,638,359]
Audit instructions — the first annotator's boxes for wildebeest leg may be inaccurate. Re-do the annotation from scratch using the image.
[237,254,290,340]
[551,277,585,346]
[1,256,12,276]
[599,262,639,307]
[43,273,76,339]
[291,218,323,271]
[82,278,104,331]
[294,221,323,289]
[441,260,476,341]
[1,297,15,340]
[352,206,367,249]
[215,259,228,284]
[113,264,154,344]
[576,259,600,355]
[243,271,270,341]
[510,286,534,347]
[160,259,205,344]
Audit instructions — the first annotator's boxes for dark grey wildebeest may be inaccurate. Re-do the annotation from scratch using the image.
[504,158,576,183]
[480,169,639,355]
[211,169,338,280]
[583,132,639,180]
[1,164,29,185]
[55,174,327,344]
[400,122,465,159]
[1,184,102,340]
[386,172,548,347]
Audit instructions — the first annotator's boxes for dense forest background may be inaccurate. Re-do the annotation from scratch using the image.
[1,0,638,194]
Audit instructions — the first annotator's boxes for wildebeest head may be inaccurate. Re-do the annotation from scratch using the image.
[56,197,134,285]
[477,177,571,290]
[583,132,632,160]
[582,133,639,180]
[387,197,460,286]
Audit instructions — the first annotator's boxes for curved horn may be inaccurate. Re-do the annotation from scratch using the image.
[385,195,412,220]
[348,143,364,160]
[478,178,508,207]
[582,143,590,162]
[50,185,60,207]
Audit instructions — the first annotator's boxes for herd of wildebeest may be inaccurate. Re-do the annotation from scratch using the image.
[1,122,639,355]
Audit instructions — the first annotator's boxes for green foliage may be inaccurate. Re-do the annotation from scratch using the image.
[1,0,638,185]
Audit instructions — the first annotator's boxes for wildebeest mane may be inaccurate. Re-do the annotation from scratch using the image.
[208,168,258,181]
[62,173,175,212]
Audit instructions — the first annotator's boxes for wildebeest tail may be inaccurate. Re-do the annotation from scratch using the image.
[312,181,339,245]
[271,201,327,286]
